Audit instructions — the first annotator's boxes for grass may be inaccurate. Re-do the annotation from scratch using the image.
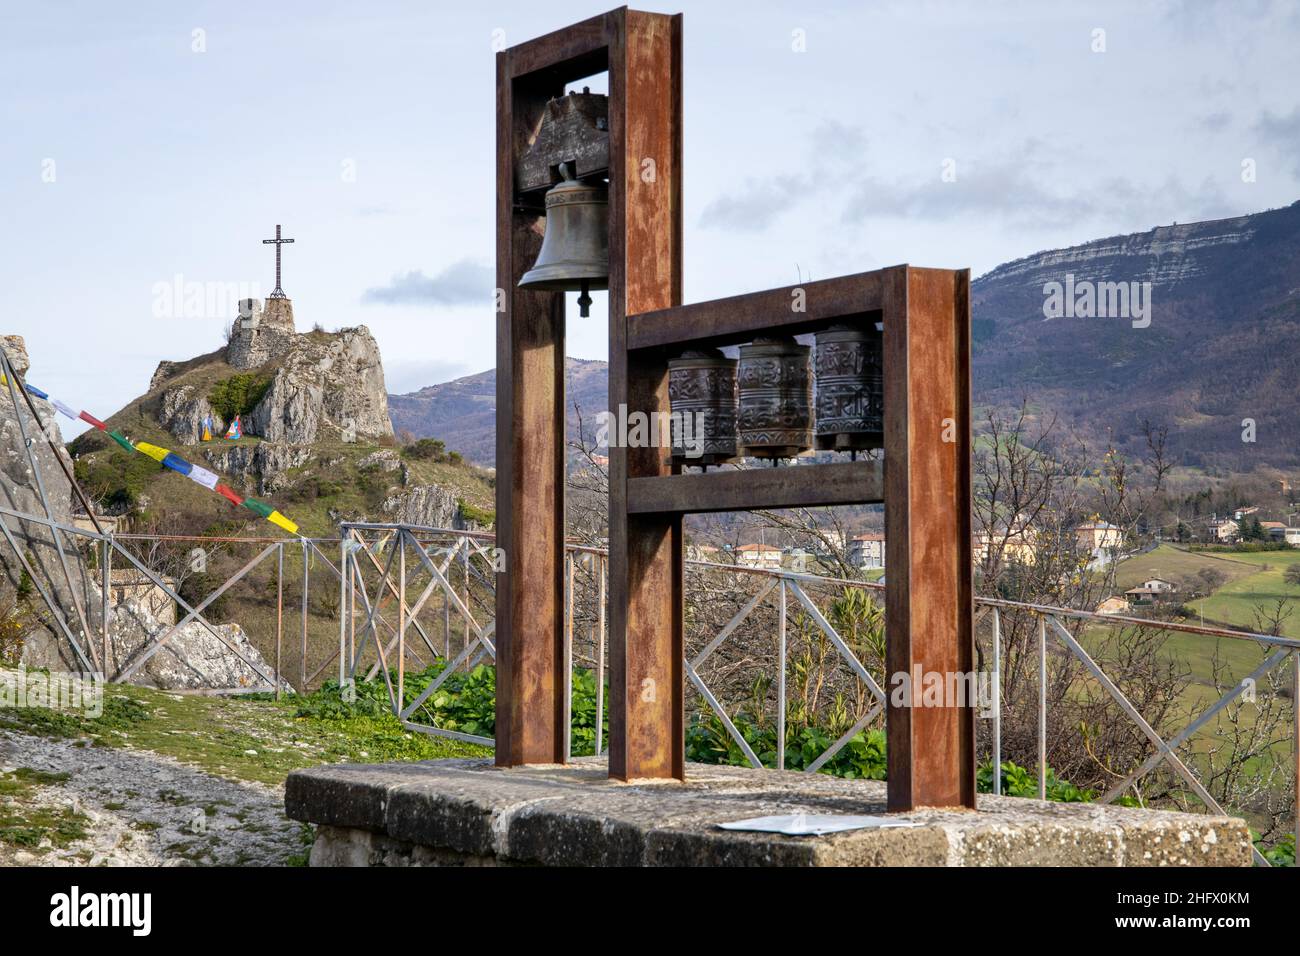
[0,670,488,788]
[0,768,91,851]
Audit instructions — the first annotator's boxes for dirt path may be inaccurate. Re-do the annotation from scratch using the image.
[0,729,307,866]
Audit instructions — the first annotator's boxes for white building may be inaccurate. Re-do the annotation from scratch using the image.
[849,532,885,569]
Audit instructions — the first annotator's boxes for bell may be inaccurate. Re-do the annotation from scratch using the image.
[668,349,738,468]
[518,162,608,317]
[814,323,884,454]
[737,337,813,461]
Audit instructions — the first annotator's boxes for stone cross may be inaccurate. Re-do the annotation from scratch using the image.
[262,224,295,299]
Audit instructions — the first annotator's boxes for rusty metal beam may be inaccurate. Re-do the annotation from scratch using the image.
[605,8,684,781]
[883,265,976,811]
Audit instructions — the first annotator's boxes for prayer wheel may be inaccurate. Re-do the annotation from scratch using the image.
[667,349,737,466]
[737,336,813,460]
[814,323,884,452]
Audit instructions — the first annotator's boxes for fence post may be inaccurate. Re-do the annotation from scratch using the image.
[300,539,309,692]
[101,536,111,681]
[596,554,606,757]
[992,607,1001,796]
[275,542,284,700]
[777,577,787,771]
[1038,614,1047,800]
[338,530,348,690]
[563,550,573,763]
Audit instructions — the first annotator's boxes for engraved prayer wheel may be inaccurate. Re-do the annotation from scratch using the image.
[667,349,737,466]
[737,336,813,459]
[814,323,884,452]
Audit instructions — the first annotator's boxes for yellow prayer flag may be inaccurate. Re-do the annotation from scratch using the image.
[134,442,171,463]
[267,511,299,535]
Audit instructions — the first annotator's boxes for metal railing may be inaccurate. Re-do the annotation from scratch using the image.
[0,507,1295,865]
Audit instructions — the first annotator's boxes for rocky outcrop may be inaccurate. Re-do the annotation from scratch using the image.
[381,485,460,528]
[203,442,313,495]
[247,325,392,444]
[102,597,283,691]
[158,383,224,445]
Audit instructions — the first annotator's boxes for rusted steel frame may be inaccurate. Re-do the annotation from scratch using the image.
[0,355,99,671]
[690,578,778,669]
[115,543,278,682]
[627,271,886,352]
[1100,647,1291,805]
[883,266,976,812]
[685,661,762,769]
[788,579,886,702]
[0,515,96,673]
[627,460,884,515]
[1043,614,1270,866]
[606,8,685,782]
[494,20,575,768]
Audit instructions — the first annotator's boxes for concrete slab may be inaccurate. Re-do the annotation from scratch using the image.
[284,757,1251,867]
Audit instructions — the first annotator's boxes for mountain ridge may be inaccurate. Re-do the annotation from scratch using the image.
[389,201,1300,471]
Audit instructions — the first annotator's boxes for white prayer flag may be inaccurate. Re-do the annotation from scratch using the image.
[188,465,219,490]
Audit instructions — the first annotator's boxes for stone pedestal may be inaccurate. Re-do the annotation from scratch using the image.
[284,758,1251,867]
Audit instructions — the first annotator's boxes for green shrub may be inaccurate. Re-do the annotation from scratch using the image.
[208,373,272,423]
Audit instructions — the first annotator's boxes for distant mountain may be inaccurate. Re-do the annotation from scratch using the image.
[388,357,609,466]
[392,202,1300,471]
[971,200,1300,469]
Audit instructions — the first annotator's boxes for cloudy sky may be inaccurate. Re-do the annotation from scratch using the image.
[2,0,1297,433]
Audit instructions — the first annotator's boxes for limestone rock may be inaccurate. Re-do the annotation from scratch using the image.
[204,441,313,495]
[381,485,460,528]
[359,450,403,474]
[248,325,392,444]
[158,384,224,445]
[103,597,283,691]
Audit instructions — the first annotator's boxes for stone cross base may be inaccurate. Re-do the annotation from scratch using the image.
[284,758,1250,867]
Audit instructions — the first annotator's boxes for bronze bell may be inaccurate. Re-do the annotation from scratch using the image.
[668,349,738,468]
[814,323,884,453]
[737,337,813,460]
[518,162,608,317]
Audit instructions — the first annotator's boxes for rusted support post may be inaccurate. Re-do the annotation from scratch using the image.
[606,9,685,781]
[883,265,976,811]
[492,24,573,766]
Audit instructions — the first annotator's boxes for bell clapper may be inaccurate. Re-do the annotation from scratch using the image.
[578,279,592,317]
